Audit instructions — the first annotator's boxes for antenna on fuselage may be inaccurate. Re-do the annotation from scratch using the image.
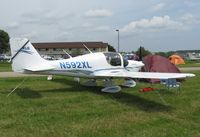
[62,49,72,58]
[83,44,93,54]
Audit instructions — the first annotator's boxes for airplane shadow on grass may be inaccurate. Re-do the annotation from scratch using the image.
[16,88,42,99]
[13,78,172,112]
[51,78,173,112]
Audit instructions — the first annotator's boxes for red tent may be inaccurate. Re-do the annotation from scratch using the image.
[143,55,181,83]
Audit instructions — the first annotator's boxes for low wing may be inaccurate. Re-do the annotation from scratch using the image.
[92,69,195,79]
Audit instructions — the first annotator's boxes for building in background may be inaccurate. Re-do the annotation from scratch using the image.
[175,50,200,61]
[32,41,108,59]
[186,52,200,60]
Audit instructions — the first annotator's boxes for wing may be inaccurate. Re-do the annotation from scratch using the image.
[92,69,195,79]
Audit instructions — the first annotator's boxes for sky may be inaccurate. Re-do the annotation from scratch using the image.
[1,0,200,52]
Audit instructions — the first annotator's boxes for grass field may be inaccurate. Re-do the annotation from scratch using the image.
[0,72,200,137]
[0,62,12,72]
[178,60,200,67]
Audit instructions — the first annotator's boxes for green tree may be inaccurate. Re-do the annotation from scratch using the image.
[135,46,151,58]
[0,30,10,54]
[155,52,169,57]
[108,44,116,52]
[155,51,175,58]
[71,48,82,56]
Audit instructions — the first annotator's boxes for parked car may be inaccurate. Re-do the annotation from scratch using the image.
[0,54,11,61]
[0,54,4,60]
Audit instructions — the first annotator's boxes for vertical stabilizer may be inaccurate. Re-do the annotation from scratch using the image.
[10,38,48,72]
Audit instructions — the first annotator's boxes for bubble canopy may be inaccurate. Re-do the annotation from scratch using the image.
[103,52,128,67]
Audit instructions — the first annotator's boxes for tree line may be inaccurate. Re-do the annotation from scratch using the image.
[0,29,10,54]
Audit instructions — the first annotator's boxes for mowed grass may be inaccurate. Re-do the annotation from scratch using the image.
[178,60,200,67]
[0,62,12,72]
[0,73,200,137]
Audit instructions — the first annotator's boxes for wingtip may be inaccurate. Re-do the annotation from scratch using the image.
[187,74,195,77]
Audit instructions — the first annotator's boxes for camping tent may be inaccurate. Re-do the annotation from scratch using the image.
[143,55,181,83]
[169,55,185,65]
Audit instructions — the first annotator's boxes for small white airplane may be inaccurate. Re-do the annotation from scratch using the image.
[9,38,195,93]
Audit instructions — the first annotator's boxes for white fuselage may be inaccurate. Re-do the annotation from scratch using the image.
[40,52,144,78]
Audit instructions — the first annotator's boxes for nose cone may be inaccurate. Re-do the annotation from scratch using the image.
[126,60,144,72]
[137,61,144,67]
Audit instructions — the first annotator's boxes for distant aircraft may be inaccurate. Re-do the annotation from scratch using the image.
[9,38,195,93]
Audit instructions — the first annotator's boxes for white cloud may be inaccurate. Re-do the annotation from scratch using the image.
[20,10,75,25]
[180,13,200,29]
[85,9,113,18]
[152,3,165,11]
[81,23,93,28]
[80,23,110,32]
[121,16,183,34]
[55,31,72,40]
[6,22,20,30]
[91,26,110,31]
[180,13,195,23]
[181,13,197,23]
[184,0,195,7]
[20,31,38,39]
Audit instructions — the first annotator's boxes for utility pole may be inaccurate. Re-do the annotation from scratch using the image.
[116,29,119,52]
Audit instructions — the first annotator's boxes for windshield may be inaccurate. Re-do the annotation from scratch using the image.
[123,58,128,67]
[103,53,122,66]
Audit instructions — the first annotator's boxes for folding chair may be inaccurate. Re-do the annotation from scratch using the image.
[160,79,181,90]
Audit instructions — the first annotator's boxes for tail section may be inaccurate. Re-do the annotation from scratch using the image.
[10,38,48,72]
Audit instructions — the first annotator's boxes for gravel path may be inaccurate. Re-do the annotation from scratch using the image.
[179,67,200,71]
[0,72,46,78]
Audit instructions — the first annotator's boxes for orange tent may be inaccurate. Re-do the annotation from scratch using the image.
[169,55,185,65]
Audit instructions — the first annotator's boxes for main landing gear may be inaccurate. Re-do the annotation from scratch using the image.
[101,79,121,93]
[78,78,136,93]
[81,78,121,93]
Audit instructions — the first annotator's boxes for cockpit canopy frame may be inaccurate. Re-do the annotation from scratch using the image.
[103,52,128,67]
